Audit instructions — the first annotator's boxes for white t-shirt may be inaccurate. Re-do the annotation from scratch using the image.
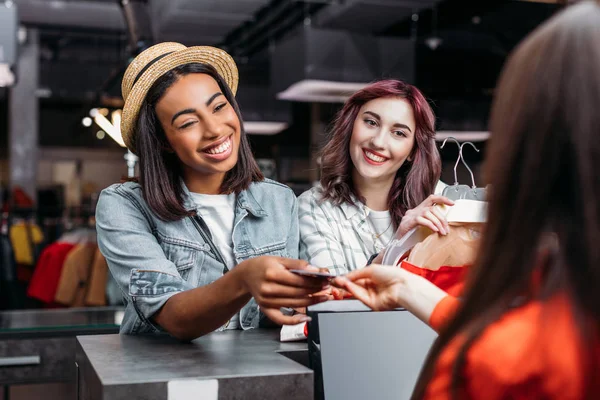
[189,192,240,330]
[365,208,394,248]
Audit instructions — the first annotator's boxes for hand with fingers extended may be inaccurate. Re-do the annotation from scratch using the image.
[239,256,330,325]
[333,265,410,311]
[397,195,454,238]
[333,264,449,325]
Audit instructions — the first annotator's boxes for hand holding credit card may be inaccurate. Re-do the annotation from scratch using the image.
[289,269,335,279]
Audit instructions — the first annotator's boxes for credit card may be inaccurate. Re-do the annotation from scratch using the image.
[290,269,335,279]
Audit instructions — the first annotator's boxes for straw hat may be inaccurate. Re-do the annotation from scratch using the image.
[120,42,239,154]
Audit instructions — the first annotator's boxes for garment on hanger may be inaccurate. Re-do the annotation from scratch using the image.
[84,247,109,306]
[28,226,97,306]
[27,242,76,305]
[0,213,20,309]
[387,200,487,295]
[407,223,481,270]
[54,242,97,307]
[400,260,469,297]
[9,222,44,266]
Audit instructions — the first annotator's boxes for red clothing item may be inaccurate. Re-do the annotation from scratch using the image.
[400,260,468,297]
[425,294,599,399]
[27,242,76,304]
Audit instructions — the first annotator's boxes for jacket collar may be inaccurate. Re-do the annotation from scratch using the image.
[339,193,365,221]
[182,180,267,218]
[237,186,268,217]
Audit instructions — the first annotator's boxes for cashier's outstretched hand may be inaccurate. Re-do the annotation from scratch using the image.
[239,256,330,325]
[333,265,409,311]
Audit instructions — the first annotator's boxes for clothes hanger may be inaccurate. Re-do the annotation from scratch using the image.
[456,142,486,201]
[382,139,488,266]
[441,137,473,200]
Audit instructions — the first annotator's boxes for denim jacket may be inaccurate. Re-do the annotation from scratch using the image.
[95,179,299,335]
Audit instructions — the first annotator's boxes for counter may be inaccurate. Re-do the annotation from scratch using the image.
[0,307,122,394]
[76,329,312,400]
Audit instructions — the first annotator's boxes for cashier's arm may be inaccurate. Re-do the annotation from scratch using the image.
[333,265,449,326]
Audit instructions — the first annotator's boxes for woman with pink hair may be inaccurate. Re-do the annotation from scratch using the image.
[299,80,451,275]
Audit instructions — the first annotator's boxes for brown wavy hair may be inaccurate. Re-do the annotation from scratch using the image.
[319,79,441,226]
[413,1,600,398]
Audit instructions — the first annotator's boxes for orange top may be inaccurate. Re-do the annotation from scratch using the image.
[425,294,599,399]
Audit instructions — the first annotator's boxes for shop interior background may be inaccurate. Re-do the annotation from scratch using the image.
[0,0,567,397]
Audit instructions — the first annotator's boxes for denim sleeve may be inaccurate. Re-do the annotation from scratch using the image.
[286,192,300,259]
[95,187,195,330]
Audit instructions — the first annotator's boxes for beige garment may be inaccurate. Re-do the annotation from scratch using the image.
[407,223,482,270]
[54,243,97,306]
[84,248,108,306]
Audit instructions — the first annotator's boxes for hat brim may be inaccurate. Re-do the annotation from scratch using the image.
[121,46,239,154]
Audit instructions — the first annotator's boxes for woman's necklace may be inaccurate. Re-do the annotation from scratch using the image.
[366,209,393,246]
[371,220,393,240]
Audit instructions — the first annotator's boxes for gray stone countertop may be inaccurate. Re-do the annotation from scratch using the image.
[76,329,313,400]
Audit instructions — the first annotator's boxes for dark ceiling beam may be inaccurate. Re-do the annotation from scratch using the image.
[118,0,154,55]
[220,0,327,57]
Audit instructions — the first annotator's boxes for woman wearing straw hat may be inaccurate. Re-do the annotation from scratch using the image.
[95,43,329,341]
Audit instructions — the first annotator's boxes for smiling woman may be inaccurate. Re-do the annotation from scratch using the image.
[299,80,451,275]
[94,43,329,341]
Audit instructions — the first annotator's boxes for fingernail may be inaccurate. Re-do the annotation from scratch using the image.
[299,316,312,323]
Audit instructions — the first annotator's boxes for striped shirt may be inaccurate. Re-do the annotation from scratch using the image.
[298,182,446,275]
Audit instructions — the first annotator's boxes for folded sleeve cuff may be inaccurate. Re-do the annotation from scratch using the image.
[129,269,195,329]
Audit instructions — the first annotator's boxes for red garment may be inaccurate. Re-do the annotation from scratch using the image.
[400,260,468,297]
[12,187,35,208]
[425,293,600,399]
[27,242,76,305]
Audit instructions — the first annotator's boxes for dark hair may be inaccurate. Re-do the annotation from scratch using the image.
[413,1,600,398]
[319,79,441,226]
[134,63,263,221]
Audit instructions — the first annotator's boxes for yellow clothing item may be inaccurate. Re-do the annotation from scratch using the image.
[9,223,44,265]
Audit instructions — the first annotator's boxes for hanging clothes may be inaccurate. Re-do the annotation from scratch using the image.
[407,224,481,270]
[0,213,20,309]
[54,242,97,307]
[389,200,487,296]
[84,247,109,306]
[9,222,44,266]
[27,242,76,305]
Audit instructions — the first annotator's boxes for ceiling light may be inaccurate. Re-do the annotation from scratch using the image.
[276,80,368,103]
[89,108,126,147]
[244,121,288,135]
[82,117,92,127]
[425,37,443,50]
[96,130,106,140]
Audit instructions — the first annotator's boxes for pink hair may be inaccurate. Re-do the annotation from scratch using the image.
[319,79,441,226]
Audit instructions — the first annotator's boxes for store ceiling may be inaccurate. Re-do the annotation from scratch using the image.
[2,0,562,148]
